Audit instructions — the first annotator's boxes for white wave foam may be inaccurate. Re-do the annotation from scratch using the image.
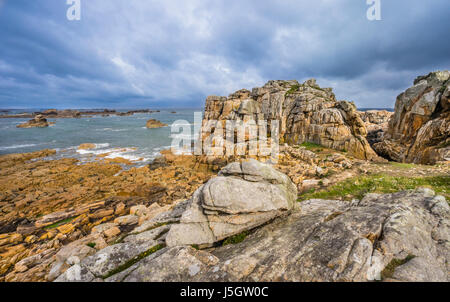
[104,152,149,162]
[153,145,171,151]
[75,144,152,164]
[0,143,38,150]
[95,143,110,148]
[76,143,111,155]
[96,128,126,132]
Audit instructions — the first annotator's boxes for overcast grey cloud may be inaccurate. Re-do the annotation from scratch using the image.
[0,0,449,109]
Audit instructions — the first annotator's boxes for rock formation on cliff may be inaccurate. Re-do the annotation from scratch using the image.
[16,115,52,128]
[358,110,393,146]
[200,79,380,161]
[373,71,450,164]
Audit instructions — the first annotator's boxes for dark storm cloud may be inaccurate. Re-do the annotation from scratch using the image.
[0,0,449,109]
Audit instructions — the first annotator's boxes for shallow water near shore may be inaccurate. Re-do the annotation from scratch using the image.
[0,109,201,165]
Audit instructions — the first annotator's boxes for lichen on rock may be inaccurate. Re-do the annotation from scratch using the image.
[373,70,450,164]
[199,79,381,162]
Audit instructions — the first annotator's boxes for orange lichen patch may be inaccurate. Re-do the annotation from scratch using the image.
[103,157,133,165]
[78,143,96,150]
[0,148,215,281]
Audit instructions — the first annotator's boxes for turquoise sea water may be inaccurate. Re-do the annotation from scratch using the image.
[0,109,202,166]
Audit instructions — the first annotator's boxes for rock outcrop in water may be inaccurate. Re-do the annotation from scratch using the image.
[16,115,52,129]
[200,79,380,161]
[146,119,168,129]
[373,71,450,164]
[1,109,158,119]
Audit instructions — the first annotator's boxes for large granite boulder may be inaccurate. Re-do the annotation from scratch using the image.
[373,71,450,164]
[126,188,449,282]
[200,79,380,161]
[165,159,297,247]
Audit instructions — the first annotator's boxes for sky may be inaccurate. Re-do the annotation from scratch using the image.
[0,0,449,109]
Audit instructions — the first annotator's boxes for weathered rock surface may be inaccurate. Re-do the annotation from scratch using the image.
[373,71,450,164]
[358,110,393,146]
[359,110,393,125]
[0,149,214,281]
[51,204,186,281]
[200,79,380,161]
[78,241,160,279]
[47,158,449,284]
[125,188,449,282]
[166,159,297,247]
[146,119,168,129]
[16,115,52,128]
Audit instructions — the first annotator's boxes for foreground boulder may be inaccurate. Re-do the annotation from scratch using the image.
[16,115,52,128]
[373,71,449,164]
[200,79,380,161]
[166,159,297,247]
[50,184,449,282]
[126,188,449,282]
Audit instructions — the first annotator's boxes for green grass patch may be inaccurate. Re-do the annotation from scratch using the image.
[299,142,324,151]
[298,174,450,201]
[102,243,165,279]
[381,254,416,280]
[87,242,96,248]
[44,217,75,230]
[222,231,249,246]
[285,84,300,96]
[389,162,417,169]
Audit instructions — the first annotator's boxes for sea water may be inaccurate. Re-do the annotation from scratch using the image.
[0,109,202,166]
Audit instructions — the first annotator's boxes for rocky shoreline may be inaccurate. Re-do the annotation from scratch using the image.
[0,71,449,282]
[0,109,160,119]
